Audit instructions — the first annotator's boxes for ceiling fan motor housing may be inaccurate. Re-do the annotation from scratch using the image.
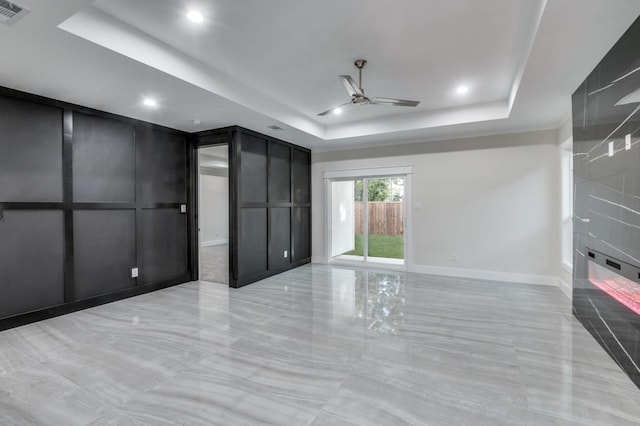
[354,59,367,69]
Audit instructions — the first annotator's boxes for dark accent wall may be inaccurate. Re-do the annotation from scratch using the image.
[572,16,640,388]
[193,127,312,288]
[0,87,193,330]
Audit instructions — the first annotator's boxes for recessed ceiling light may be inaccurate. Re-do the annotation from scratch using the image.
[187,10,204,23]
[333,108,343,115]
[456,85,469,95]
[143,98,157,107]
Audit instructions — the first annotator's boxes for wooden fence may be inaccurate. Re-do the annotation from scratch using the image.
[354,202,404,235]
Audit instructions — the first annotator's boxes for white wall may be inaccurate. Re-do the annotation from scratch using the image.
[200,174,229,245]
[330,181,355,256]
[557,117,573,298]
[312,129,562,286]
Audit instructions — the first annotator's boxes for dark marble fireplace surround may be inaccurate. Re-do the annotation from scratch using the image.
[572,15,640,388]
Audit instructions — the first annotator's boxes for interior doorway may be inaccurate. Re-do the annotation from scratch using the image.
[329,175,407,267]
[198,144,229,284]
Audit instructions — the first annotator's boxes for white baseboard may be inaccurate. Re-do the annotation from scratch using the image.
[408,264,558,287]
[557,278,573,300]
[201,239,228,247]
[311,257,560,288]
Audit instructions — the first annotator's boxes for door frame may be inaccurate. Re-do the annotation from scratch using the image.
[196,143,230,282]
[189,127,235,285]
[324,166,412,270]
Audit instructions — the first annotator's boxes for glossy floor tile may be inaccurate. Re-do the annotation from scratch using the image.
[1,264,640,425]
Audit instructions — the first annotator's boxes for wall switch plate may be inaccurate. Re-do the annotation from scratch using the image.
[180,204,187,213]
[284,250,288,258]
[131,267,139,278]
[626,134,632,150]
[608,141,615,157]
[451,254,457,262]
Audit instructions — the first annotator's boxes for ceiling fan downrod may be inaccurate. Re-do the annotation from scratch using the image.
[354,59,367,92]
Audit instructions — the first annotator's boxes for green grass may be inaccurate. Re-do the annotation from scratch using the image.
[343,234,404,259]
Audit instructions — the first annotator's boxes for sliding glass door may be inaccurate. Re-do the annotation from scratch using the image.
[331,176,405,266]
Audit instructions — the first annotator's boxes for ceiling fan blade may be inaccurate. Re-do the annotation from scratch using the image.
[339,75,363,97]
[370,97,420,107]
[317,102,352,117]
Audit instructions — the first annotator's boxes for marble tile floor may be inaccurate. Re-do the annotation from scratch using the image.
[1,264,640,425]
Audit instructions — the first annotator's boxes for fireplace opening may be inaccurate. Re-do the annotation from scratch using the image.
[587,249,640,316]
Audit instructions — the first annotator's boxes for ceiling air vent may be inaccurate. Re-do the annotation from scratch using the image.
[267,125,285,131]
[0,0,29,26]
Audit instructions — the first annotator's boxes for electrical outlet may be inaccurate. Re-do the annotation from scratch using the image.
[180,204,187,213]
[451,254,457,262]
[626,134,632,150]
[608,141,614,157]
[131,267,139,278]
[284,250,288,258]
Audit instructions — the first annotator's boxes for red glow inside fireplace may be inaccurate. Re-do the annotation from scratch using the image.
[588,260,640,315]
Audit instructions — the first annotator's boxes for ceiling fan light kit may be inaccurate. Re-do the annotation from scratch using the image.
[318,59,420,116]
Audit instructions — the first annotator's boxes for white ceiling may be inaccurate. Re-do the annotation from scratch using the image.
[1,0,639,151]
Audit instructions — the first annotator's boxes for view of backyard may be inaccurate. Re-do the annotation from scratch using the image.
[335,177,405,261]
[344,234,404,259]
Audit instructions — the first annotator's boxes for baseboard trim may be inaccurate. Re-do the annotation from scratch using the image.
[312,257,559,287]
[408,264,558,286]
[558,278,572,300]
[201,239,228,247]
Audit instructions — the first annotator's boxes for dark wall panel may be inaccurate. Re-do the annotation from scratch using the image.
[238,208,268,278]
[139,128,187,203]
[293,207,311,261]
[0,211,64,319]
[270,143,291,202]
[240,134,268,202]
[270,208,291,270]
[141,208,188,284]
[0,87,193,331]
[73,113,135,202]
[74,210,136,300]
[218,128,311,287]
[0,97,63,202]
[292,149,310,204]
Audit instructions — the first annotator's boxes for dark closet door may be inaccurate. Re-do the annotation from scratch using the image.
[137,126,189,285]
[237,134,269,280]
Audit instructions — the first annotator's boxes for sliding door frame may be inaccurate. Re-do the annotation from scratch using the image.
[324,166,412,270]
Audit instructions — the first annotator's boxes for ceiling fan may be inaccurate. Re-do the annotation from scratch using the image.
[318,59,420,116]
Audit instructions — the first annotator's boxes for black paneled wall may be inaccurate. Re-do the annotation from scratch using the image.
[195,127,311,288]
[234,129,311,287]
[0,88,192,328]
[572,16,640,388]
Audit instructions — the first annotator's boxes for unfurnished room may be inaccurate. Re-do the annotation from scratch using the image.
[1,1,640,425]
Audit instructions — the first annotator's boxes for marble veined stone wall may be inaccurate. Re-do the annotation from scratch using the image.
[572,15,640,388]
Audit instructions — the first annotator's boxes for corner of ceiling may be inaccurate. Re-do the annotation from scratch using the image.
[57,6,326,140]
[507,0,549,112]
